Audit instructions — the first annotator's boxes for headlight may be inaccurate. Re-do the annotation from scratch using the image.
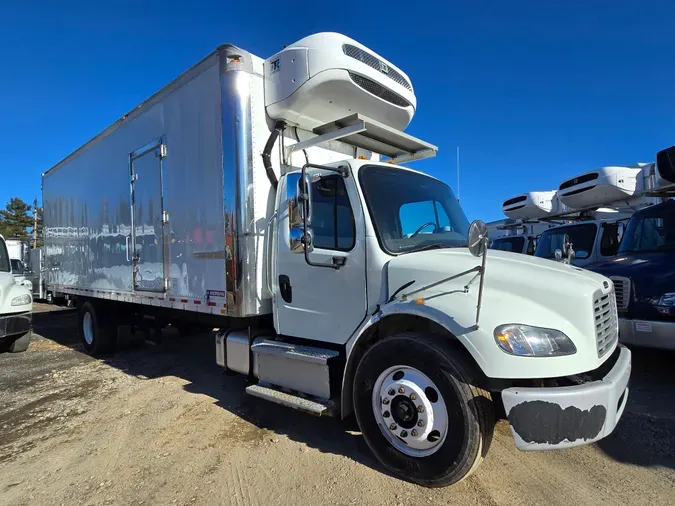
[494,324,576,357]
[11,294,32,306]
[654,293,675,307]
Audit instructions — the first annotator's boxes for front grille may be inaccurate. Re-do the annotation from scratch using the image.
[342,44,413,91]
[610,276,631,310]
[594,291,619,357]
[348,72,411,108]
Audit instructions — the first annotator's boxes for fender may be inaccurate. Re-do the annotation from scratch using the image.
[340,299,488,417]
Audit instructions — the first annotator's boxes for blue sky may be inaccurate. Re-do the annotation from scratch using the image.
[1,1,673,222]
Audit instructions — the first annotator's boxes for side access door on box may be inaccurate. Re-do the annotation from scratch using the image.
[129,138,169,293]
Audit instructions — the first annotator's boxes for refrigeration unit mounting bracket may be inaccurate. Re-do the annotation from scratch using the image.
[283,114,438,165]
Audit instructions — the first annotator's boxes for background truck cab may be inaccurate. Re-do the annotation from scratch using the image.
[0,234,33,353]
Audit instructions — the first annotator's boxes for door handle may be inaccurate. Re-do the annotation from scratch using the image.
[125,236,131,262]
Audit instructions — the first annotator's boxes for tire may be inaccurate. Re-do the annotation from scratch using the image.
[78,301,117,355]
[8,330,32,353]
[353,333,494,487]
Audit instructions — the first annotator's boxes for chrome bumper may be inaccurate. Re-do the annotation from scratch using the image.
[0,312,32,339]
[501,346,631,451]
[618,318,675,350]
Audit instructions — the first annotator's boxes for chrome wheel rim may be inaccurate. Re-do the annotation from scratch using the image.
[372,365,449,457]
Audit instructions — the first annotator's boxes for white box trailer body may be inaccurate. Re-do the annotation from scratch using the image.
[42,33,631,487]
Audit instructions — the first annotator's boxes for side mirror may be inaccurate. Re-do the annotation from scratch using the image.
[562,234,571,256]
[467,220,488,257]
[287,172,313,253]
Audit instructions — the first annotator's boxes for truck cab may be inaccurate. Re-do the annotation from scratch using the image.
[534,219,626,267]
[0,234,33,352]
[587,199,675,350]
[490,234,537,254]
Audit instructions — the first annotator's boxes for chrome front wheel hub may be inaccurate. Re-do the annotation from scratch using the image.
[372,365,448,457]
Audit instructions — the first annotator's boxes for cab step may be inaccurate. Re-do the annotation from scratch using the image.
[245,383,335,416]
[251,341,339,399]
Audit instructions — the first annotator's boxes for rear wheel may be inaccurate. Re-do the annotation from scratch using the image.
[353,333,494,487]
[78,301,117,355]
[7,330,31,353]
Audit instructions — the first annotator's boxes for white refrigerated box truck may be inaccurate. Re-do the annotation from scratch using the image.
[42,32,631,487]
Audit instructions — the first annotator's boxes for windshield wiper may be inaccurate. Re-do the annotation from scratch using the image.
[407,243,454,253]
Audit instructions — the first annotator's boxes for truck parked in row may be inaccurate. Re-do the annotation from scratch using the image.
[0,234,33,352]
[502,166,656,266]
[487,219,553,255]
[586,150,675,350]
[42,32,630,487]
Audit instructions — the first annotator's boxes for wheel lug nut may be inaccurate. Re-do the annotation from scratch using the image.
[383,411,390,418]
[382,398,390,405]
[409,393,417,401]
[398,387,405,394]
[388,389,395,396]
[417,420,425,427]
[389,423,397,431]
[417,405,425,413]
[400,430,408,438]
[411,429,418,437]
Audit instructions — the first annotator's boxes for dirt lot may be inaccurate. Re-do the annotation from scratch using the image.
[1,304,674,506]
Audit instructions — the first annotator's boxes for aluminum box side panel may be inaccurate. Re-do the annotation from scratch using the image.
[43,56,227,306]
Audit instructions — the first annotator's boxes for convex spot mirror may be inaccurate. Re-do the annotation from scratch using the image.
[468,220,488,257]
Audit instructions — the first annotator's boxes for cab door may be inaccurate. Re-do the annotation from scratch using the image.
[273,167,367,344]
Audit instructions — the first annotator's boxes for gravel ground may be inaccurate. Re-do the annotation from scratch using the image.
[0,304,673,505]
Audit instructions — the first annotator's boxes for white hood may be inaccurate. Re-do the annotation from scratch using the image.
[386,248,616,379]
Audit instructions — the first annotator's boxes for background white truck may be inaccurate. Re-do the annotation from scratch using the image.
[0,234,33,352]
[42,32,630,487]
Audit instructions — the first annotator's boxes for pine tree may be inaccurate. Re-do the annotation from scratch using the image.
[0,197,33,241]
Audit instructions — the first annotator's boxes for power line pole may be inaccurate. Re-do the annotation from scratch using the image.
[33,197,38,248]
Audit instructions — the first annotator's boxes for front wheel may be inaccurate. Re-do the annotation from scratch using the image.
[353,333,494,487]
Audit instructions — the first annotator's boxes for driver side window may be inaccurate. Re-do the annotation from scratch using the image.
[399,200,450,237]
[309,175,356,251]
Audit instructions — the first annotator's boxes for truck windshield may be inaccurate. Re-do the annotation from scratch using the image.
[619,202,675,253]
[0,240,10,272]
[490,236,525,253]
[535,223,597,260]
[359,165,469,255]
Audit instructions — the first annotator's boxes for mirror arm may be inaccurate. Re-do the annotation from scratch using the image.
[474,237,489,329]
[401,265,481,300]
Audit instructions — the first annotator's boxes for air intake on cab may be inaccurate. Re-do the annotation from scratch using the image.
[264,32,416,131]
